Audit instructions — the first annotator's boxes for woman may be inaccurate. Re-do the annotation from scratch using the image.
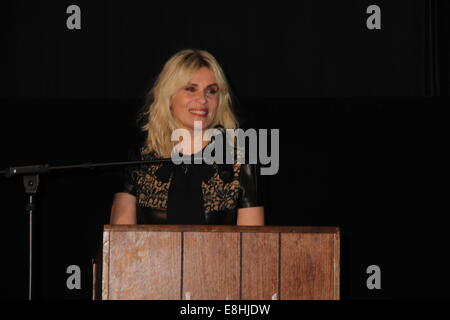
[110,49,264,225]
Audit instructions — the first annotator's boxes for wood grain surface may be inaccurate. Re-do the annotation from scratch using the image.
[241,232,279,299]
[182,232,240,300]
[99,225,340,300]
[107,231,181,299]
[280,233,335,299]
[104,224,338,234]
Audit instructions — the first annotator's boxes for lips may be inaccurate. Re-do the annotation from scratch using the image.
[188,108,208,117]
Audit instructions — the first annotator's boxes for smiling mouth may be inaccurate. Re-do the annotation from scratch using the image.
[188,108,208,116]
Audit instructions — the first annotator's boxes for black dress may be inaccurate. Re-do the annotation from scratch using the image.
[118,142,264,225]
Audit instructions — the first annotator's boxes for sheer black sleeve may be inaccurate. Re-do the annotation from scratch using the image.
[120,166,137,197]
[115,148,141,197]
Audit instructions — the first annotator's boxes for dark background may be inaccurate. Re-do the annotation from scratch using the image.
[0,0,448,300]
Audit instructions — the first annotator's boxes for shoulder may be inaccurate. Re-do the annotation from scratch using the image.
[238,163,260,183]
[139,146,158,160]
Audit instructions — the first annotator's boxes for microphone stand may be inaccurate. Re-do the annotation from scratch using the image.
[0,158,174,300]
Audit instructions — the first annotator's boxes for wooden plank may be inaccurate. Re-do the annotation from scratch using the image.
[108,231,181,299]
[280,233,334,300]
[241,232,279,300]
[92,258,97,300]
[183,232,240,300]
[104,224,339,234]
[92,243,103,300]
[333,231,340,300]
[101,230,110,300]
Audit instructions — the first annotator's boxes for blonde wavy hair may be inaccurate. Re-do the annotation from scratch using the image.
[140,49,239,158]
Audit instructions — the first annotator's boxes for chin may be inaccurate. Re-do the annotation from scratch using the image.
[188,119,212,130]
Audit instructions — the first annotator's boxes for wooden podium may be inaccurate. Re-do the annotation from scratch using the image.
[93,225,340,300]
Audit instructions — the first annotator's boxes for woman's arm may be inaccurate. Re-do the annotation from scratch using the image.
[110,192,137,224]
[237,206,265,226]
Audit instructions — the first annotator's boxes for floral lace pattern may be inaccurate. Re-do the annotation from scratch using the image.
[133,150,242,214]
[134,163,172,211]
[201,163,241,214]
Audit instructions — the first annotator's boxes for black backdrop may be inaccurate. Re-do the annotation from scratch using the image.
[0,0,448,300]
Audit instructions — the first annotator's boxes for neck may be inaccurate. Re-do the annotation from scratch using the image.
[178,129,210,155]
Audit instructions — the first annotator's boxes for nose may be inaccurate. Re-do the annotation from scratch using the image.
[196,89,208,105]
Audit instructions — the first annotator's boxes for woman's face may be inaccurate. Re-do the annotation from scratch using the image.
[170,66,219,132]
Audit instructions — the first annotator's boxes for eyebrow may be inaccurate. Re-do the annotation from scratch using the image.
[187,82,219,88]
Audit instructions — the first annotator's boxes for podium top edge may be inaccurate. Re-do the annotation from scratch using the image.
[103,225,340,234]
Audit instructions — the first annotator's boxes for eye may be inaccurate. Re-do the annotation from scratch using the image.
[206,87,218,95]
[185,86,195,92]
